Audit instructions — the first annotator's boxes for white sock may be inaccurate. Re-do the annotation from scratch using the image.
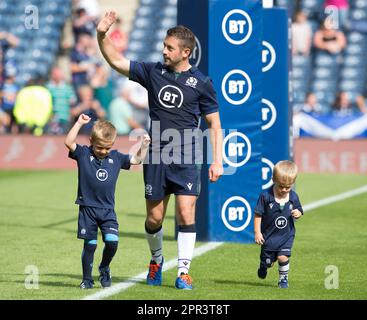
[145,226,163,265]
[177,230,196,276]
[279,260,290,280]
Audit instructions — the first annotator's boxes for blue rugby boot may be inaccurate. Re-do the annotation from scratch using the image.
[146,257,164,286]
[278,274,289,288]
[80,279,94,289]
[257,265,268,279]
[175,273,193,290]
[98,266,112,288]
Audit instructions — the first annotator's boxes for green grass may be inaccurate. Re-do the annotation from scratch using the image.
[0,171,366,300]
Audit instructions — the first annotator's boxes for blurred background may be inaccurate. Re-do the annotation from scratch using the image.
[0,0,366,172]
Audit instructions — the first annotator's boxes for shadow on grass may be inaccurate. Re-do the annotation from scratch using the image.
[214,279,275,288]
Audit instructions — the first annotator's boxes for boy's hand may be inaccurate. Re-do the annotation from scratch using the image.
[292,209,302,219]
[254,232,265,245]
[141,134,151,147]
[97,11,117,35]
[77,113,91,125]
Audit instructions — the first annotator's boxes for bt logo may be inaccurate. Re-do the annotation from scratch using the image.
[261,157,274,190]
[96,169,108,181]
[189,36,202,67]
[262,41,276,72]
[275,216,288,229]
[221,196,252,232]
[158,85,183,108]
[221,69,252,105]
[223,131,251,168]
[261,98,277,131]
[222,9,253,45]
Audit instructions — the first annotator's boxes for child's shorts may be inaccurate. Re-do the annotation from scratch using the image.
[260,247,292,267]
[77,206,119,241]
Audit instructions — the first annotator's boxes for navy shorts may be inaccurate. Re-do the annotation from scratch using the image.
[143,163,201,200]
[260,239,293,267]
[77,206,119,240]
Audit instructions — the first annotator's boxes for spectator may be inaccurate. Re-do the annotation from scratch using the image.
[13,78,53,136]
[0,70,19,133]
[70,34,96,91]
[108,17,128,55]
[46,67,77,134]
[314,18,347,54]
[90,63,114,115]
[0,107,10,134]
[72,7,98,42]
[292,11,312,56]
[332,91,367,116]
[74,0,101,20]
[324,0,349,30]
[0,31,19,87]
[108,86,143,135]
[71,85,105,135]
[120,79,150,131]
[296,92,325,114]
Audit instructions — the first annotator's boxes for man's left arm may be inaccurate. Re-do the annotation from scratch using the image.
[204,112,223,182]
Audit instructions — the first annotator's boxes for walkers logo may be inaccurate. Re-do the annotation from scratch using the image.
[262,41,276,72]
[261,157,274,190]
[189,36,202,67]
[223,131,251,168]
[261,98,277,131]
[221,196,252,232]
[222,9,253,45]
[96,169,108,181]
[221,69,252,105]
[158,85,184,109]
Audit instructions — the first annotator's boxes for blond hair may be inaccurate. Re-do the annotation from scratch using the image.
[91,120,117,143]
[272,160,298,185]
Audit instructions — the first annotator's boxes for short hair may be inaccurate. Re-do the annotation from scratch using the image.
[91,120,117,143]
[272,160,298,185]
[166,25,196,55]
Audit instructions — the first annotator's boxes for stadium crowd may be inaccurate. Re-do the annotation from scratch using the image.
[0,0,366,137]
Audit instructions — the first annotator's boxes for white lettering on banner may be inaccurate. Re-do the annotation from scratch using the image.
[190,36,202,67]
[221,69,252,105]
[261,98,277,131]
[223,132,251,168]
[261,157,274,190]
[222,9,253,45]
[221,196,252,232]
[3,138,24,162]
[320,152,337,172]
[158,85,183,109]
[262,41,276,72]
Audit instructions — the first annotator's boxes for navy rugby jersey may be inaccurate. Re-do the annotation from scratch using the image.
[254,188,303,251]
[129,61,219,163]
[69,144,131,209]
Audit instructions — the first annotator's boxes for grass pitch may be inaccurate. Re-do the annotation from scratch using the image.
[0,170,366,300]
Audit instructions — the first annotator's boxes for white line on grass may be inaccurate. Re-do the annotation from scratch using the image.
[83,184,367,300]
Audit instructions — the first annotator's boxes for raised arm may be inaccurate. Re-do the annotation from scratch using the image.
[204,112,223,182]
[97,11,130,77]
[64,114,91,152]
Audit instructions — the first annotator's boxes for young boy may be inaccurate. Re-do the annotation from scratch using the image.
[254,160,303,288]
[65,113,150,289]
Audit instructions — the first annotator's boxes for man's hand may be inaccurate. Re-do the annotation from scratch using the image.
[254,232,265,245]
[208,162,223,182]
[97,11,117,35]
[77,113,91,125]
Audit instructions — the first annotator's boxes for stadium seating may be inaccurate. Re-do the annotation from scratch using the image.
[0,0,71,86]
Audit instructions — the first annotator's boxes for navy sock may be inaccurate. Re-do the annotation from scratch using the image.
[82,241,97,281]
[100,241,118,269]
